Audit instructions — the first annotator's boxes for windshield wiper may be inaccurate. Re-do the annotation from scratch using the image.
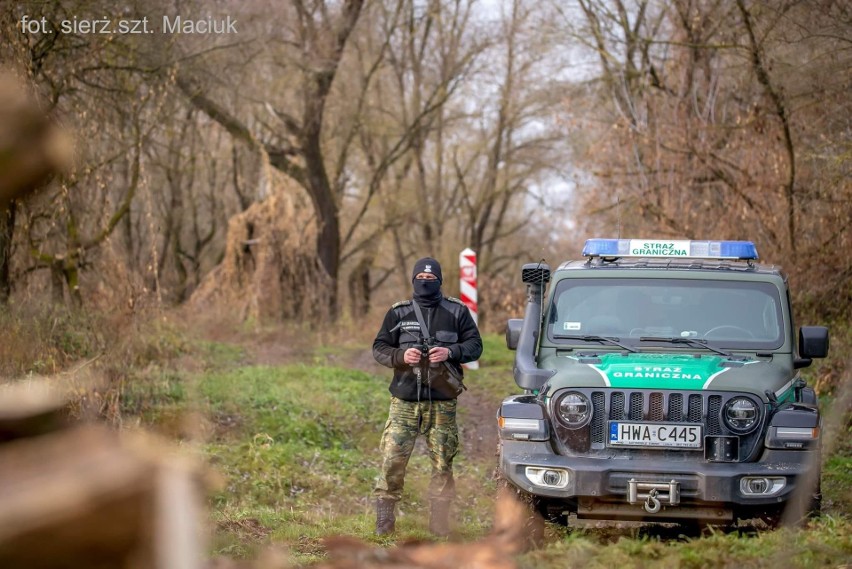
[639,336,732,358]
[553,334,638,353]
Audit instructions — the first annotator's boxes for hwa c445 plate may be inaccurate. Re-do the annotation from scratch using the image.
[608,422,703,449]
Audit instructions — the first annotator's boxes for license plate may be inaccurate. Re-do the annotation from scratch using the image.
[609,422,703,449]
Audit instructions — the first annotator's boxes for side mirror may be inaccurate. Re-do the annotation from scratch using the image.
[506,319,523,350]
[794,326,829,368]
[800,326,829,358]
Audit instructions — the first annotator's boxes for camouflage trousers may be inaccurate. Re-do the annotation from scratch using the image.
[374,396,459,503]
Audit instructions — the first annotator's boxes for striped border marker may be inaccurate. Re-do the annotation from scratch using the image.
[459,248,479,369]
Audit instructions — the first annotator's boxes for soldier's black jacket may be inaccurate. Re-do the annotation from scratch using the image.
[372,297,483,401]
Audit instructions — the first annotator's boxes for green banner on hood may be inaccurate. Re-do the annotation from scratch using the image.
[576,353,737,389]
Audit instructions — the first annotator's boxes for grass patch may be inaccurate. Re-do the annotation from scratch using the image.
[196,340,248,370]
[479,332,516,369]
[519,517,852,568]
[199,364,391,560]
[822,421,852,515]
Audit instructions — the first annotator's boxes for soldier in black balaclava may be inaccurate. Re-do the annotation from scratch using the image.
[371,257,483,537]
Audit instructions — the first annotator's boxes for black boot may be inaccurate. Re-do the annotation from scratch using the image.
[375,498,396,535]
[429,499,451,537]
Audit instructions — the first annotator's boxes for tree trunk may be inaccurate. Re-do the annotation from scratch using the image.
[348,255,372,318]
[0,203,15,304]
[50,263,65,305]
[301,136,341,318]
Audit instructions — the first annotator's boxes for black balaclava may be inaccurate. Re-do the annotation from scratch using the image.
[412,257,443,307]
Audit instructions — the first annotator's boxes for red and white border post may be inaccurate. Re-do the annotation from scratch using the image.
[459,248,479,369]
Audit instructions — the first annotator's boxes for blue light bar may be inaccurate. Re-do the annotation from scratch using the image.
[582,239,759,260]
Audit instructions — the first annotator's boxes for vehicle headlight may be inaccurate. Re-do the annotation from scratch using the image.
[723,397,759,433]
[557,391,591,428]
[526,467,570,488]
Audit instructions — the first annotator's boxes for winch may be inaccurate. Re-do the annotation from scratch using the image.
[627,479,680,513]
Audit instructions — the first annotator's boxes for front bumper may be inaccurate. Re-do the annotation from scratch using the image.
[501,439,819,509]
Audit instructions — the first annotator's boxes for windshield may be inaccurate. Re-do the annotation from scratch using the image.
[547,277,784,350]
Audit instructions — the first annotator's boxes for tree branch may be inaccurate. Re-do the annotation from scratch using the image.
[736,0,797,251]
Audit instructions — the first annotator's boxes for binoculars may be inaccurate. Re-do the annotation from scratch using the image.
[413,337,440,369]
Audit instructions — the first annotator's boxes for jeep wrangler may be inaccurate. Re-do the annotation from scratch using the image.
[498,239,829,527]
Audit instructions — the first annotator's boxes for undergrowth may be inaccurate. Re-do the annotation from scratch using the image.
[0,305,107,377]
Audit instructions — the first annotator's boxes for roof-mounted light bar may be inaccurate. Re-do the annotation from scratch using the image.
[582,239,759,260]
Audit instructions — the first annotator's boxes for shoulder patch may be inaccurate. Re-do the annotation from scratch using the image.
[444,296,465,305]
[392,299,412,308]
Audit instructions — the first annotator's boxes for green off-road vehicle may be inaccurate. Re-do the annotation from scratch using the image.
[498,239,829,527]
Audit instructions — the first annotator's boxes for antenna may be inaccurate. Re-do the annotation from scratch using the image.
[616,192,622,239]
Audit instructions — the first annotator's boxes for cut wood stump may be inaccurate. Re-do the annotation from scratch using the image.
[0,380,205,569]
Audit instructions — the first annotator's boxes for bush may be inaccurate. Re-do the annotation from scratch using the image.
[0,305,107,377]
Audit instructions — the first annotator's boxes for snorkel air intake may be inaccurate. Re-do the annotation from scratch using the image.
[513,263,556,392]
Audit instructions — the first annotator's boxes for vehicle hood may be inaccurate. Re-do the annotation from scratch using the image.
[539,351,794,402]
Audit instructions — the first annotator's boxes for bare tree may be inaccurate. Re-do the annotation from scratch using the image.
[456,0,567,277]
[341,0,487,306]
[176,0,366,318]
[559,0,852,319]
[1,0,172,306]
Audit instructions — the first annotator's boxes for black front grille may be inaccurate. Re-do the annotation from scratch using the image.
[591,392,606,442]
[649,392,664,421]
[611,392,625,419]
[668,393,683,421]
[551,388,766,462]
[687,394,702,422]
[707,395,723,435]
[629,392,643,420]
[606,391,704,427]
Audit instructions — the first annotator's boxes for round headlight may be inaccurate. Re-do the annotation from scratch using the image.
[557,392,591,427]
[723,397,759,433]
